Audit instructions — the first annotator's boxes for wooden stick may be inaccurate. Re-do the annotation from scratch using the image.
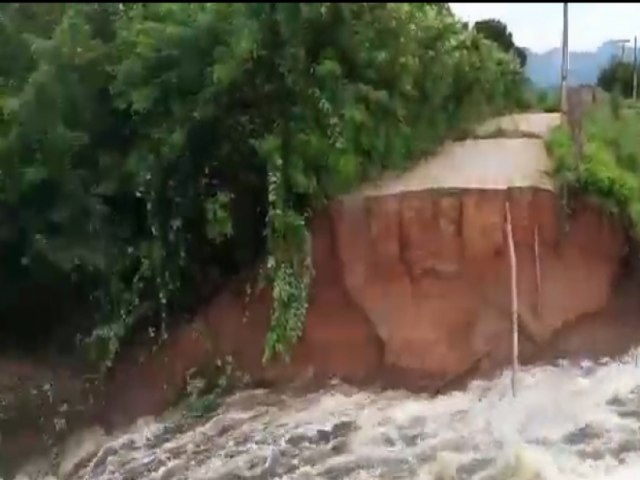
[534,225,541,318]
[505,201,519,397]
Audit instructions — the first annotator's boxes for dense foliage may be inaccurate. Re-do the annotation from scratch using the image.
[547,101,640,237]
[597,59,636,98]
[0,3,525,366]
[533,88,561,113]
[473,18,527,69]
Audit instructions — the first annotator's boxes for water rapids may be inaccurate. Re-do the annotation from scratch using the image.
[18,348,640,479]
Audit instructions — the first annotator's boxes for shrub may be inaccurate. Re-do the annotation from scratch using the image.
[547,103,640,237]
[597,59,635,98]
[0,3,525,366]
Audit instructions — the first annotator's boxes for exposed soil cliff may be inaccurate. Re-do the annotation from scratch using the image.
[98,185,630,427]
[94,114,638,429]
[5,114,640,474]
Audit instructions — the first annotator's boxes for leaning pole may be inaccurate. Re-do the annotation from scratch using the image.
[505,201,519,396]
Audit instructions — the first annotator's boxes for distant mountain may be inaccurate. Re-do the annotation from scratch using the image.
[525,40,634,88]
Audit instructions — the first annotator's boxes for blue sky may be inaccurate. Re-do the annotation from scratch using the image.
[449,3,640,53]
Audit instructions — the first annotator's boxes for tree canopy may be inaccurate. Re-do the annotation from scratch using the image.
[473,18,527,69]
[0,3,525,367]
[597,59,635,97]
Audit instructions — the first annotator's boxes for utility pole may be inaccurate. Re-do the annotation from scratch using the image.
[560,2,569,114]
[634,35,638,101]
[505,202,518,397]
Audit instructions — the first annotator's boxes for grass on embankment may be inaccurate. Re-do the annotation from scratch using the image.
[546,101,640,237]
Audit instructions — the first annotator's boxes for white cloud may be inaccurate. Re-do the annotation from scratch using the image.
[449,3,640,53]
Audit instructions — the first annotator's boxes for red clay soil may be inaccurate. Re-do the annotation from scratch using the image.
[5,186,640,473]
[97,186,640,429]
[0,358,101,474]
[9,113,640,474]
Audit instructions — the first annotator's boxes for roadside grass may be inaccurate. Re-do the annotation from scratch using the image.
[545,101,640,237]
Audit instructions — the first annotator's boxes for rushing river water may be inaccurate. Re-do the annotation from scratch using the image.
[24,347,640,480]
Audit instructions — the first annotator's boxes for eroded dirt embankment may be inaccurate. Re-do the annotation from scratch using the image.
[95,114,640,429]
[100,191,631,428]
[6,114,640,475]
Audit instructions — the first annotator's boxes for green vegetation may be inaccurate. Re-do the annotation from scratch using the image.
[546,101,640,237]
[472,18,527,69]
[0,3,526,367]
[181,356,249,419]
[597,59,636,98]
[472,17,547,114]
[533,88,561,113]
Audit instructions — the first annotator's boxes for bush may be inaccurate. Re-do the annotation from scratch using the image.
[472,18,527,69]
[538,89,561,113]
[0,3,525,366]
[547,103,640,237]
[597,59,636,98]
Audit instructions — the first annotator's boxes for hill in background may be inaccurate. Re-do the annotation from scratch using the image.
[526,40,635,88]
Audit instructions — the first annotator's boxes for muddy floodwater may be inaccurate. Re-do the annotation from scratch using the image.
[17,348,640,480]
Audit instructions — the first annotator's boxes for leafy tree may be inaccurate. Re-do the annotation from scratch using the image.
[597,59,635,98]
[0,3,525,367]
[473,18,527,68]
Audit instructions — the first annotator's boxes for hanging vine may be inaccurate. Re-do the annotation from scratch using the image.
[0,2,526,364]
[258,133,313,362]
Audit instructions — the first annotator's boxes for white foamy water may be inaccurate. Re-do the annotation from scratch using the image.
[36,348,640,479]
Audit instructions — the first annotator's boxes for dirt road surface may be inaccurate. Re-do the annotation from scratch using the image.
[360,113,562,197]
